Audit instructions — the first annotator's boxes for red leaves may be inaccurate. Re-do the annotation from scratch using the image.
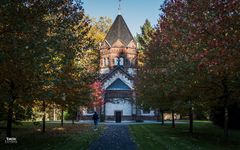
[90,81,105,107]
[194,49,209,61]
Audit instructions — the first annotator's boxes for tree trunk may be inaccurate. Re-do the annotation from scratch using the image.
[99,105,102,122]
[72,110,77,124]
[6,97,14,137]
[222,78,229,142]
[172,110,175,128]
[161,110,165,125]
[189,98,193,134]
[6,81,15,137]
[157,109,160,122]
[61,105,64,127]
[42,100,46,133]
[104,102,106,121]
[224,102,228,142]
[53,103,56,121]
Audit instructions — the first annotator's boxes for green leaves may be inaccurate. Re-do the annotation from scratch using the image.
[137,19,154,51]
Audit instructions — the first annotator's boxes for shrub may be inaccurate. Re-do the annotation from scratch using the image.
[63,111,70,120]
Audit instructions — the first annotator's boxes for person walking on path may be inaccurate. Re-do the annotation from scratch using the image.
[92,111,99,130]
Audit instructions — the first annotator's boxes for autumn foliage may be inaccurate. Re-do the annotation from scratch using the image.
[136,0,240,140]
[90,81,105,109]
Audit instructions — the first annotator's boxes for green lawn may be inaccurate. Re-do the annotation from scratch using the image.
[130,121,240,150]
[0,121,103,150]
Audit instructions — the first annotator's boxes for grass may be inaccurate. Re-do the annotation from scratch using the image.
[130,121,240,150]
[0,121,103,150]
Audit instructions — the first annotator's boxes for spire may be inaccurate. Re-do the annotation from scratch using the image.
[104,15,136,46]
[118,0,122,15]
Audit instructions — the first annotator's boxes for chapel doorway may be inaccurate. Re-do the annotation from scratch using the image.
[115,111,122,123]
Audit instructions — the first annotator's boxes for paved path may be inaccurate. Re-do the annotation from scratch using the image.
[88,125,138,150]
[79,120,187,125]
[47,120,188,125]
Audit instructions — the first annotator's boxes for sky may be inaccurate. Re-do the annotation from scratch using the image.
[82,0,164,36]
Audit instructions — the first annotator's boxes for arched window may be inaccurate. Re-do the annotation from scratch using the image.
[104,58,107,67]
[112,59,114,65]
[114,57,118,66]
[102,58,104,67]
[106,58,109,66]
[119,57,124,66]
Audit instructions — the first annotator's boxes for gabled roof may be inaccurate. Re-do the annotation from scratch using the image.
[105,15,136,46]
[106,79,131,90]
[101,66,134,90]
[100,66,133,82]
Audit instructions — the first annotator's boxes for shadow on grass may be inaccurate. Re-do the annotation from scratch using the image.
[0,122,104,150]
[130,121,240,150]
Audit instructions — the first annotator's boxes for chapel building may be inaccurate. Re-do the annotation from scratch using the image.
[79,15,158,122]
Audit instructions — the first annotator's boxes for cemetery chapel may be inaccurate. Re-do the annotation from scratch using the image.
[79,13,158,122]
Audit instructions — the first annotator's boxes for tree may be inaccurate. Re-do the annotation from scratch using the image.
[0,0,52,137]
[90,81,105,121]
[88,16,112,46]
[136,19,154,51]
[44,0,93,128]
[137,0,240,140]
[0,0,93,135]
[136,20,154,67]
